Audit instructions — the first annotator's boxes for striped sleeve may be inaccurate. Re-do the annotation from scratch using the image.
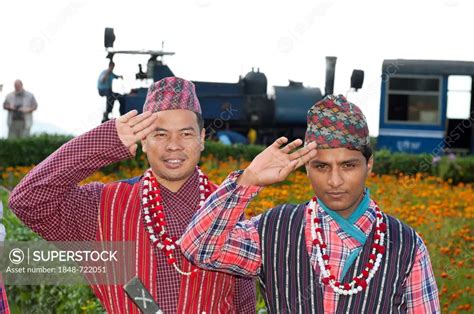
[181,170,263,277]
[404,235,440,313]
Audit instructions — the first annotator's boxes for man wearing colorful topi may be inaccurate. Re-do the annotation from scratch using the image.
[9,77,255,313]
[181,94,440,313]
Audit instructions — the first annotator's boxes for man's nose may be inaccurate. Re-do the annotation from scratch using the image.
[328,168,344,188]
[166,134,184,151]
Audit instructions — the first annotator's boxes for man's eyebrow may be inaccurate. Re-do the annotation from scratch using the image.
[310,158,361,165]
[310,160,329,165]
[340,158,362,164]
[154,127,196,132]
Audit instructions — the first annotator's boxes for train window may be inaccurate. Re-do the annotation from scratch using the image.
[389,77,439,92]
[447,75,471,119]
[386,76,441,125]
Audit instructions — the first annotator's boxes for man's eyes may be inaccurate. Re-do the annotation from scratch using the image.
[342,163,356,168]
[313,164,327,169]
[312,163,357,169]
[152,132,194,138]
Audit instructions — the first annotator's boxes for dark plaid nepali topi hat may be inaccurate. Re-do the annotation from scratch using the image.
[305,94,370,149]
[143,77,201,114]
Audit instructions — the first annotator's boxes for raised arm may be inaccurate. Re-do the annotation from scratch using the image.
[181,137,317,276]
[9,110,157,241]
[181,171,263,276]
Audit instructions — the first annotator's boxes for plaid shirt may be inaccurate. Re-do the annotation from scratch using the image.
[181,171,440,313]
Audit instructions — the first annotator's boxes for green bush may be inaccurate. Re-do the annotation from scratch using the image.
[202,141,264,160]
[0,134,73,168]
[372,151,433,175]
[455,156,474,183]
[372,150,474,183]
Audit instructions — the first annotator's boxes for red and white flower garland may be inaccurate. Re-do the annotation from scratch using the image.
[308,197,386,296]
[142,167,210,277]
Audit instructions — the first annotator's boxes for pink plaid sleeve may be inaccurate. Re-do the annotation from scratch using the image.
[181,171,263,277]
[9,120,132,241]
[405,235,440,313]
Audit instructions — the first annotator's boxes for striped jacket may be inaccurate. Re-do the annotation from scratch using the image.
[258,203,420,313]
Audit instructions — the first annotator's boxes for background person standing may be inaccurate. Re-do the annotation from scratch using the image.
[97,61,123,123]
[3,80,38,139]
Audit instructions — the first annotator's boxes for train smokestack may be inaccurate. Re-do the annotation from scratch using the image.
[325,56,337,96]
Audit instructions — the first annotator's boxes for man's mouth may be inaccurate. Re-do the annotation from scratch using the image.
[164,159,184,164]
[327,191,346,199]
[163,158,185,168]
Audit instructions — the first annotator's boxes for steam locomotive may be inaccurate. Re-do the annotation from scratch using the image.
[103,28,364,144]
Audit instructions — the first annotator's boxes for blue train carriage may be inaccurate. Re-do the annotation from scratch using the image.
[377,59,474,154]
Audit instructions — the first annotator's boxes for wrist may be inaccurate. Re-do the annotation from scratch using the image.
[237,168,258,187]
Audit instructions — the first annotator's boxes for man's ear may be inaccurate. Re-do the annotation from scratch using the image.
[141,138,148,153]
[200,128,205,152]
[367,155,374,176]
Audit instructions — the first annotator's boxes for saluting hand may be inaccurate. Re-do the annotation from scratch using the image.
[237,137,317,187]
[116,110,158,156]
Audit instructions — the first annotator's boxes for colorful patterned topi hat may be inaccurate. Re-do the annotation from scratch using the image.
[305,94,369,149]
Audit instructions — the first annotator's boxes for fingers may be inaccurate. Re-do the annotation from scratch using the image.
[280,139,303,154]
[131,112,157,135]
[128,110,153,127]
[129,144,138,156]
[292,149,317,169]
[133,120,159,140]
[279,148,317,179]
[288,141,317,161]
[270,137,288,149]
[305,141,317,151]
[117,110,138,123]
[279,159,299,179]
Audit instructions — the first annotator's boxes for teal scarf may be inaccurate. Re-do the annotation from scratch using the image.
[318,188,371,280]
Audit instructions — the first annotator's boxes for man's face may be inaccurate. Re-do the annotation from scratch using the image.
[141,109,205,190]
[14,80,23,92]
[305,147,373,218]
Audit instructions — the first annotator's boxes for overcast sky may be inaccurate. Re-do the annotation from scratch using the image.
[1,0,473,138]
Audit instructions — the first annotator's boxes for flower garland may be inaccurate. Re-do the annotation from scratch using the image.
[142,167,210,277]
[308,197,386,295]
